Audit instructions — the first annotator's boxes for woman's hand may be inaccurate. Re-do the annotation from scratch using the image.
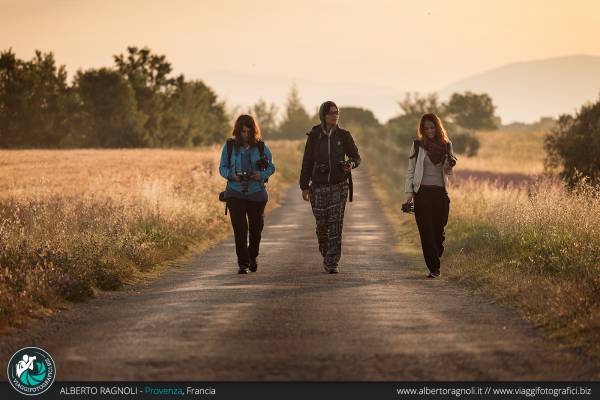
[443,159,453,173]
[230,175,241,182]
[250,172,261,181]
[302,189,310,202]
[405,193,414,203]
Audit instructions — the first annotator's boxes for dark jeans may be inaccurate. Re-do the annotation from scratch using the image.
[227,197,267,268]
[413,185,450,274]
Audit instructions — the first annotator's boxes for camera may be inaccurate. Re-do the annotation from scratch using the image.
[338,159,357,171]
[445,153,457,168]
[236,171,250,192]
[317,163,330,174]
[401,201,414,213]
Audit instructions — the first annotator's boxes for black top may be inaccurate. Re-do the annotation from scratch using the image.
[299,124,361,190]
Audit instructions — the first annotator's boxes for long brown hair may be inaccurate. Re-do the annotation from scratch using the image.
[231,114,262,147]
[417,113,449,144]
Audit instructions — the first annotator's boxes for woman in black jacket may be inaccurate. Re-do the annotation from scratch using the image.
[299,101,361,274]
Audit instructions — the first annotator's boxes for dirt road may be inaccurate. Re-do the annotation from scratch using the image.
[1,168,598,380]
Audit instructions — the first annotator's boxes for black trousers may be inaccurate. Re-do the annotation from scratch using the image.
[413,185,450,274]
[227,197,267,268]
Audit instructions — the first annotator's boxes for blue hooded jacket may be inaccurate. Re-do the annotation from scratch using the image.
[219,141,276,196]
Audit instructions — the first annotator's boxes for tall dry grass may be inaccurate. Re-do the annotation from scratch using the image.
[365,129,600,357]
[0,141,302,330]
[458,130,546,174]
[445,178,600,355]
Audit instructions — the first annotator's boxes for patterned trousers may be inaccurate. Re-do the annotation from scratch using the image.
[309,181,349,267]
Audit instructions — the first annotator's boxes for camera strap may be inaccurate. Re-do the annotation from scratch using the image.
[222,138,237,215]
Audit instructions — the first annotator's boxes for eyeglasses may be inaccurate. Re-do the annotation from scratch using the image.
[326,110,340,116]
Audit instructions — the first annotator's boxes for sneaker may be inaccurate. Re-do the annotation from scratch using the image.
[427,271,441,278]
[249,258,258,272]
[326,265,340,274]
[238,266,248,274]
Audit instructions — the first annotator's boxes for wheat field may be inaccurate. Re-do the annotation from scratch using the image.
[457,130,547,174]
[0,140,302,330]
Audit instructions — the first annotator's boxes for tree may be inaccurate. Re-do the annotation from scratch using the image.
[445,91,499,130]
[339,106,380,128]
[451,132,480,157]
[274,84,314,139]
[545,96,600,187]
[0,49,72,148]
[386,93,448,143]
[74,68,147,147]
[248,98,278,138]
[161,77,229,146]
[114,46,178,146]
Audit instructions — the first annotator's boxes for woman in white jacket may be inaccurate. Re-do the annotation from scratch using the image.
[405,113,455,278]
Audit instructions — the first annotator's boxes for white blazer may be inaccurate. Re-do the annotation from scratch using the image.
[405,140,454,194]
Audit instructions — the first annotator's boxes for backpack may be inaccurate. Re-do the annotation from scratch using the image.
[219,139,270,215]
[225,138,269,183]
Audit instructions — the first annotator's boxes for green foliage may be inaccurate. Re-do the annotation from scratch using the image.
[446,91,499,130]
[451,131,480,157]
[161,77,229,146]
[73,68,147,147]
[340,106,380,128]
[0,46,229,148]
[272,84,316,139]
[0,49,72,148]
[387,93,451,144]
[248,98,279,138]
[545,96,600,187]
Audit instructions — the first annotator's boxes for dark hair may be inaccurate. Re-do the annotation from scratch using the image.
[318,101,339,123]
[231,114,262,147]
[417,113,449,144]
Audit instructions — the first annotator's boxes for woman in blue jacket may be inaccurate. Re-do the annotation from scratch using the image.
[219,114,275,274]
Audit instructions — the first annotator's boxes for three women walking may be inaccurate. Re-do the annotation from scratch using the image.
[220,107,454,279]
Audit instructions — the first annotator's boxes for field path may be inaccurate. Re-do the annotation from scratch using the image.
[1,168,598,380]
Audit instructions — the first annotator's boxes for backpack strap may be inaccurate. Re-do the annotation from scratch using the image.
[255,140,269,184]
[226,138,235,167]
[223,138,236,216]
[256,140,265,157]
[409,139,420,159]
[339,130,355,202]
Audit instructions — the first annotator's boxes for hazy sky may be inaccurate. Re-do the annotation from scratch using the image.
[2,0,600,120]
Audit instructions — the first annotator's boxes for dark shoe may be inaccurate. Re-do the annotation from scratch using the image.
[249,258,258,272]
[238,266,248,274]
[427,270,441,278]
[324,262,339,274]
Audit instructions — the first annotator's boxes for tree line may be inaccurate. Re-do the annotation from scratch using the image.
[2,45,598,189]
[0,47,229,148]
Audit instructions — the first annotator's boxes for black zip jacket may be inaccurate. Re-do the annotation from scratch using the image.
[299,124,361,191]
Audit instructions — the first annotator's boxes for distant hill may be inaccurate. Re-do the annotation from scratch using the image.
[440,55,600,123]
